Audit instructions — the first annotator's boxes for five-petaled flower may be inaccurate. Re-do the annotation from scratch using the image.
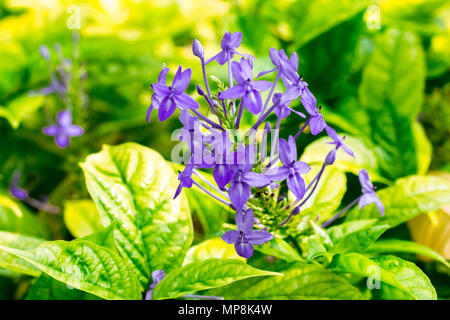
[43,110,83,148]
[266,136,311,200]
[219,58,272,114]
[146,63,170,122]
[151,65,199,121]
[358,169,384,216]
[210,31,243,65]
[222,208,273,258]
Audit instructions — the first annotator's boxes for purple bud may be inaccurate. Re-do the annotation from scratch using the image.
[196,84,206,97]
[192,39,204,59]
[325,148,336,166]
[291,206,300,216]
[39,45,50,60]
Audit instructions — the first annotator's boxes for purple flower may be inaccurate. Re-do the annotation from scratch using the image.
[146,63,170,122]
[39,79,67,96]
[218,58,272,114]
[210,31,243,65]
[39,45,50,61]
[222,209,273,258]
[151,65,199,121]
[145,270,166,300]
[266,136,311,200]
[227,144,270,209]
[358,169,384,216]
[174,163,194,199]
[210,131,233,189]
[272,93,305,120]
[9,171,28,200]
[325,125,354,157]
[43,110,83,148]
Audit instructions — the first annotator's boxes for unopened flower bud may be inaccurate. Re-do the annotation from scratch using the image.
[291,206,300,216]
[192,39,204,59]
[197,84,206,97]
[325,148,336,166]
[39,45,50,61]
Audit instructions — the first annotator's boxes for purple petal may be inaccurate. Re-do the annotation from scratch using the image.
[239,209,254,234]
[288,107,306,118]
[251,80,272,92]
[145,289,153,300]
[157,64,170,84]
[290,52,299,71]
[358,169,374,194]
[280,86,301,104]
[229,181,250,210]
[300,87,317,115]
[309,115,325,135]
[55,134,70,148]
[293,161,310,174]
[57,110,72,126]
[219,85,245,100]
[9,186,28,200]
[65,124,84,137]
[240,58,253,80]
[158,97,177,121]
[269,48,281,67]
[231,60,245,83]
[152,270,166,284]
[243,172,270,188]
[146,105,154,123]
[221,31,231,49]
[288,136,297,162]
[248,230,273,245]
[222,230,239,244]
[215,51,228,65]
[235,242,254,258]
[213,164,233,189]
[257,68,277,78]
[358,192,384,216]
[265,166,289,181]
[278,138,293,166]
[287,173,306,200]
[152,83,171,96]
[243,90,262,114]
[228,32,242,49]
[43,125,59,136]
[172,66,191,94]
[174,92,199,110]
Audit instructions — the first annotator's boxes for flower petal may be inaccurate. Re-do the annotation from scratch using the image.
[235,242,254,258]
[229,181,250,210]
[243,172,270,188]
[219,85,245,100]
[248,230,273,245]
[358,192,384,216]
[43,125,58,136]
[238,209,254,234]
[213,164,233,189]
[251,80,272,92]
[172,66,191,94]
[243,90,262,114]
[293,161,310,174]
[278,138,292,166]
[222,230,240,244]
[174,92,199,110]
[300,87,317,115]
[57,110,72,126]
[215,51,228,65]
[55,134,70,148]
[287,173,306,200]
[152,83,171,97]
[265,166,289,181]
[158,97,177,121]
[309,115,325,135]
[228,31,243,49]
[65,124,84,137]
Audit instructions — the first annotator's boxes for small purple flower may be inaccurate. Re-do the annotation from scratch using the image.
[39,45,50,61]
[358,169,384,216]
[43,110,83,148]
[145,270,166,300]
[210,31,243,65]
[174,164,195,199]
[325,125,354,157]
[218,58,272,114]
[272,93,305,120]
[39,79,67,96]
[192,39,204,60]
[147,63,170,122]
[151,65,199,121]
[9,171,28,200]
[265,136,311,200]
[227,144,270,209]
[222,209,273,258]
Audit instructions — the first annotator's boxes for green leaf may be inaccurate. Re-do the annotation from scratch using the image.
[80,143,193,287]
[63,200,103,238]
[152,259,281,300]
[300,135,388,184]
[329,253,437,300]
[0,240,141,300]
[327,219,378,242]
[359,28,425,179]
[0,95,44,129]
[25,274,102,300]
[413,122,432,175]
[209,262,363,300]
[306,238,327,261]
[332,224,390,254]
[367,239,450,268]
[0,231,44,277]
[78,222,118,253]
[345,175,450,227]
[291,165,347,223]
[183,238,244,266]
[255,237,303,263]
[291,0,371,48]
[0,193,49,239]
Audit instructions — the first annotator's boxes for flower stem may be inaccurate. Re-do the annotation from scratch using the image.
[190,109,223,130]
[235,101,244,129]
[258,71,279,120]
[321,196,361,228]
[192,180,232,207]
[193,169,229,198]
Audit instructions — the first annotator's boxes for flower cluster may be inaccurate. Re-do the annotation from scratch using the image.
[147,31,384,258]
[38,32,87,149]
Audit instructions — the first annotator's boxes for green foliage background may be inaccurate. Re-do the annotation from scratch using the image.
[0,0,449,300]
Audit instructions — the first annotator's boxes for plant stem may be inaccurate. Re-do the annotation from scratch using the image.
[192,180,232,207]
[321,196,361,228]
[258,72,279,120]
